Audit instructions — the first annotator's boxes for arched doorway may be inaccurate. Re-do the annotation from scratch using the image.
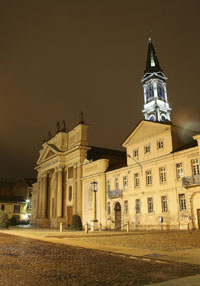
[115,202,121,230]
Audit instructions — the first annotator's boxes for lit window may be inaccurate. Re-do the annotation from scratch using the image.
[144,144,151,154]
[123,176,128,190]
[14,205,20,213]
[192,159,200,176]
[133,149,139,158]
[159,167,166,183]
[147,197,153,213]
[124,200,128,214]
[115,178,119,190]
[134,173,140,187]
[157,140,164,150]
[107,180,111,191]
[161,196,168,212]
[135,199,141,214]
[179,194,186,211]
[107,202,111,215]
[146,170,152,185]
[176,163,184,180]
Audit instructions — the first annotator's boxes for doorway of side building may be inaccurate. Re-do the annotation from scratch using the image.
[67,207,73,228]
[197,209,200,229]
[115,202,121,230]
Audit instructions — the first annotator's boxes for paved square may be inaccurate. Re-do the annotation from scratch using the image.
[1,233,200,286]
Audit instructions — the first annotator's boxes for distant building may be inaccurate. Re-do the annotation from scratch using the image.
[0,178,35,222]
[32,36,200,230]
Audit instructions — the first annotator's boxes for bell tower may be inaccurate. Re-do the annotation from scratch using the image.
[142,33,171,122]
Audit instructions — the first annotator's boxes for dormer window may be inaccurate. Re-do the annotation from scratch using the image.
[157,140,164,150]
[144,144,151,154]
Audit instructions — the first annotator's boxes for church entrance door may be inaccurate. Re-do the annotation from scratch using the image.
[115,202,121,230]
[67,207,73,228]
[197,209,200,229]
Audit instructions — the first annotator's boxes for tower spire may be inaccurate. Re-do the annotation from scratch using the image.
[142,33,172,122]
[144,31,162,74]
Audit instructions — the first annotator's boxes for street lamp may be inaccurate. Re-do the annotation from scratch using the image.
[90,181,98,230]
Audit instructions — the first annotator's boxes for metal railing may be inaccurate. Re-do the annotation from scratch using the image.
[108,189,123,199]
[182,175,200,187]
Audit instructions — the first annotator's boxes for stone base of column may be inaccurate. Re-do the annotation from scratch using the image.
[35,218,50,227]
[50,218,66,228]
[90,220,98,231]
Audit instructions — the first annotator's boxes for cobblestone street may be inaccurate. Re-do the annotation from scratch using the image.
[1,233,200,286]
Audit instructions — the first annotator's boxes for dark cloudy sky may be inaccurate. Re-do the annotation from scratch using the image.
[1,0,200,180]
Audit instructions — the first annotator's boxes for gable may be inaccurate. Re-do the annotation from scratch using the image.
[123,121,171,147]
[37,144,57,165]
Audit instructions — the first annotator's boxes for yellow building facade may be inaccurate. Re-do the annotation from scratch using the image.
[32,36,200,230]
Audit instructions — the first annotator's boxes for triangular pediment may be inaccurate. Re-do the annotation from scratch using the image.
[123,120,171,147]
[37,144,57,165]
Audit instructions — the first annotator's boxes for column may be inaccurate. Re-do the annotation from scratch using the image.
[100,173,106,226]
[76,164,82,217]
[73,165,77,214]
[37,178,41,218]
[57,167,63,218]
[41,173,47,218]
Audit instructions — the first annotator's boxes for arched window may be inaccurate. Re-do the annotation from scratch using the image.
[149,115,155,121]
[161,115,166,121]
[68,186,72,201]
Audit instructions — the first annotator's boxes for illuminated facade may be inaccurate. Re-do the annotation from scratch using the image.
[142,36,171,122]
[32,37,200,230]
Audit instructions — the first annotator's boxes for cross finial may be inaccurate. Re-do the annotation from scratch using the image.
[148,29,152,42]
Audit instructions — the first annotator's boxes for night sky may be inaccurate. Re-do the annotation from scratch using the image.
[1,0,200,180]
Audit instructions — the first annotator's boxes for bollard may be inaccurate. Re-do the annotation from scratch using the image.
[99,222,102,232]
[126,222,129,232]
[85,222,88,233]
[60,222,63,233]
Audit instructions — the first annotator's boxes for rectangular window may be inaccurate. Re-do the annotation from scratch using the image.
[148,197,153,213]
[124,200,128,214]
[135,199,141,214]
[133,149,139,158]
[176,163,184,180]
[134,173,140,187]
[115,178,119,190]
[107,202,111,215]
[68,166,74,179]
[157,140,164,150]
[144,144,151,154]
[192,159,200,176]
[159,167,166,183]
[107,180,111,191]
[123,176,128,190]
[14,205,20,213]
[161,196,168,212]
[1,204,5,211]
[146,170,152,185]
[179,194,186,211]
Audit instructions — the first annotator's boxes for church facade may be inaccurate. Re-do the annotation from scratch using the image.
[32,36,200,230]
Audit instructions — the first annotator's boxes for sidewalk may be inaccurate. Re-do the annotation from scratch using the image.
[1,226,200,285]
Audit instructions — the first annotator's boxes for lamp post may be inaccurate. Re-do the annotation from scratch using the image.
[91,181,98,231]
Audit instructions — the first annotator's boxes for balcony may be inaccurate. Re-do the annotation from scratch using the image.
[182,175,200,187]
[108,189,123,199]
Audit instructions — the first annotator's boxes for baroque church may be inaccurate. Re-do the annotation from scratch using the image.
[32,36,200,230]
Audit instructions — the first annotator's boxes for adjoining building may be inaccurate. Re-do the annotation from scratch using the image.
[32,36,200,230]
[0,178,35,222]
